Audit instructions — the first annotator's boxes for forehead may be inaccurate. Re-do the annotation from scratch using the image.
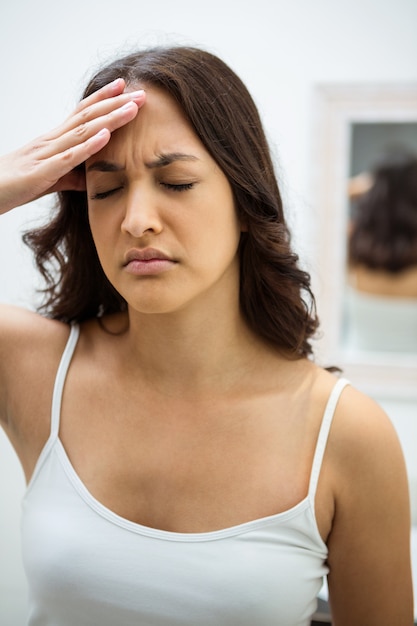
[128,84,189,126]
[91,85,204,163]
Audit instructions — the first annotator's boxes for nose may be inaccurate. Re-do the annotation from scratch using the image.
[121,185,163,238]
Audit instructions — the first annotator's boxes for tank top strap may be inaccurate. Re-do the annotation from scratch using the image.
[50,323,80,438]
[308,377,350,500]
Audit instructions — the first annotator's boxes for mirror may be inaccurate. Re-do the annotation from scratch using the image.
[312,84,417,397]
[343,123,417,355]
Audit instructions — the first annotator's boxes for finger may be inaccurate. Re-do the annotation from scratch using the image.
[36,127,113,190]
[55,99,141,157]
[75,78,126,113]
[45,89,145,143]
[75,89,146,127]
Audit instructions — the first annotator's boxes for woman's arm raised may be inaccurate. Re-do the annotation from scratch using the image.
[0,79,145,460]
[0,78,145,214]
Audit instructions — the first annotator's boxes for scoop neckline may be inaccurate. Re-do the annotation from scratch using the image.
[55,438,320,543]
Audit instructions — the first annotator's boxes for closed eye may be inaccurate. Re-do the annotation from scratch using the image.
[89,181,195,200]
[161,182,195,192]
[89,187,123,200]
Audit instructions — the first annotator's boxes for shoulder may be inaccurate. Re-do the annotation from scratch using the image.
[0,303,70,423]
[0,303,70,365]
[322,377,413,623]
[0,304,75,478]
[319,376,408,507]
[305,369,406,510]
[311,369,409,528]
[328,381,405,481]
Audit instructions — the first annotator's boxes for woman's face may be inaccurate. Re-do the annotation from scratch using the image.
[86,85,242,316]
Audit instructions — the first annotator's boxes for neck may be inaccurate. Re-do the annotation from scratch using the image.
[118,301,268,395]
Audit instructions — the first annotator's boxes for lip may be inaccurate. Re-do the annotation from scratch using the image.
[123,248,177,276]
[124,248,173,264]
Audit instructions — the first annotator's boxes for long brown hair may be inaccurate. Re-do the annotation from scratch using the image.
[24,46,319,357]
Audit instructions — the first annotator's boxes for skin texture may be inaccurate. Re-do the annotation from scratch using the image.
[0,80,414,625]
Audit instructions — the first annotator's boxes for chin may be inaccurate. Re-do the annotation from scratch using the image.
[126,295,188,316]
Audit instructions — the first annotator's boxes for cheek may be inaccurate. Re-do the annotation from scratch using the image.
[196,204,241,265]
[209,195,242,246]
[87,209,119,272]
[88,205,118,241]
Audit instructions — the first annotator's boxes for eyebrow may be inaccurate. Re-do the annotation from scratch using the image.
[86,152,199,172]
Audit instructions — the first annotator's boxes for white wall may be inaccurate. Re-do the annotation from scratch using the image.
[1,0,417,623]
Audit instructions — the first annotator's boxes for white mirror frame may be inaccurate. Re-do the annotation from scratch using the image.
[312,83,417,399]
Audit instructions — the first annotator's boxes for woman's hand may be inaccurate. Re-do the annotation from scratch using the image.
[0,78,145,214]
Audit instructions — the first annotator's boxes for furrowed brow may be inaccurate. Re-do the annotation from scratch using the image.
[86,161,124,173]
[145,153,199,169]
[86,153,199,173]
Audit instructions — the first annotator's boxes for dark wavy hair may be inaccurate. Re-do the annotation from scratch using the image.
[349,151,417,272]
[24,45,318,357]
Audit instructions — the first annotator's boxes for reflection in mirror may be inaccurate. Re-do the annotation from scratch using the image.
[343,129,417,354]
[313,84,417,397]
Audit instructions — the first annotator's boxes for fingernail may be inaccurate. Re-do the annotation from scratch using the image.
[121,101,137,111]
[109,78,124,90]
[127,89,145,99]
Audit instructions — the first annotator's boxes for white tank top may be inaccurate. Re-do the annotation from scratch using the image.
[21,324,349,626]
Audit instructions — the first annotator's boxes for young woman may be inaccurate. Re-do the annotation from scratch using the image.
[0,46,413,625]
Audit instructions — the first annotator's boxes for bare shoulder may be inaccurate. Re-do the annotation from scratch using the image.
[327,380,407,488]
[321,375,413,624]
[309,368,406,506]
[0,303,69,364]
[328,377,398,443]
[323,376,409,533]
[0,303,70,424]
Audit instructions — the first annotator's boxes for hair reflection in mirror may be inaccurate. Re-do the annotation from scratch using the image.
[345,150,417,352]
[349,150,417,273]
